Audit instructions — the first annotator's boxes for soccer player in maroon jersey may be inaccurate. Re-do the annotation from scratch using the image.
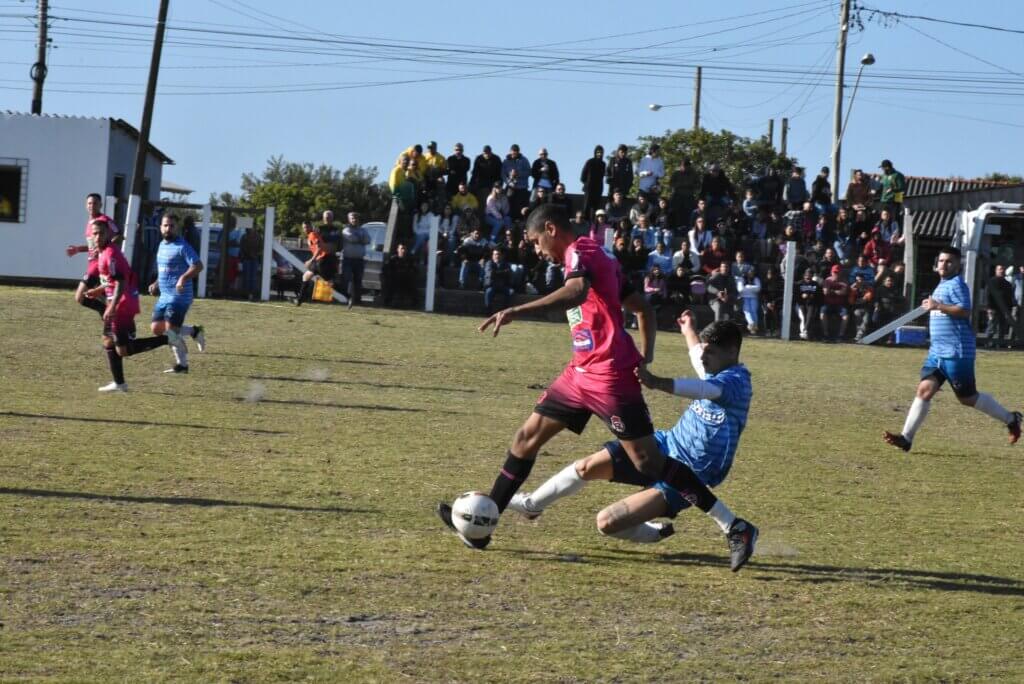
[66,193,121,318]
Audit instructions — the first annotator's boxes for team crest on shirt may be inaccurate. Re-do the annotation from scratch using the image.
[572,328,594,352]
[610,415,625,433]
[566,306,583,327]
[569,250,580,272]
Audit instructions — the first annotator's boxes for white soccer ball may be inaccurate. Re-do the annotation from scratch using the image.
[451,491,499,540]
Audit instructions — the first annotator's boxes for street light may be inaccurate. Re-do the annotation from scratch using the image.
[839,53,875,145]
[648,102,688,111]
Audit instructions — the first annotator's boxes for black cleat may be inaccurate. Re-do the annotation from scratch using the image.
[436,502,491,550]
[163,364,189,374]
[883,430,912,452]
[726,518,758,572]
[1008,412,1022,445]
[657,522,675,540]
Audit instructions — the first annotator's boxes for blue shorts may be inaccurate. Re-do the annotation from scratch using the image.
[152,298,191,327]
[921,352,977,399]
[604,439,722,518]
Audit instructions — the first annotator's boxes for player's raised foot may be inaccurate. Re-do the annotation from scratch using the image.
[653,521,675,541]
[506,492,543,520]
[435,502,491,550]
[163,364,189,374]
[883,430,912,452]
[726,518,758,572]
[98,382,127,393]
[1008,411,1022,445]
[191,325,206,352]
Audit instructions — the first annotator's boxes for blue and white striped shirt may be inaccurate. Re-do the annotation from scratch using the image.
[929,274,975,359]
[655,364,752,488]
[157,237,201,304]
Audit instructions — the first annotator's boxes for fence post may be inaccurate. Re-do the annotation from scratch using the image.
[781,241,796,341]
[425,214,440,312]
[198,203,211,298]
[261,206,275,301]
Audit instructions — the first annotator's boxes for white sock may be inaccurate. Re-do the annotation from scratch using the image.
[708,500,736,534]
[525,463,586,512]
[604,522,666,544]
[901,397,931,442]
[179,324,194,337]
[171,338,188,367]
[973,392,1013,424]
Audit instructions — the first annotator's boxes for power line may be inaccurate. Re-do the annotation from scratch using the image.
[857,5,1024,35]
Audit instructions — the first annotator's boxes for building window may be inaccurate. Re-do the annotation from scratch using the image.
[0,158,28,223]
[113,174,125,199]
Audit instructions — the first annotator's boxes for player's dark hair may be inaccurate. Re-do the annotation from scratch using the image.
[939,246,962,260]
[164,212,180,224]
[700,320,743,353]
[526,203,570,235]
[89,217,110,234]
[86,192,102,203]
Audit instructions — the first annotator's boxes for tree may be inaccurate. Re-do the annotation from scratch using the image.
[632,127,796,196]
[212,156,391,236]
[980,172,1023,184]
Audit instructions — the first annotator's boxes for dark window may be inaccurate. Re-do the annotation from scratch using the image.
[0,162,26,223]
[113,174,125,199]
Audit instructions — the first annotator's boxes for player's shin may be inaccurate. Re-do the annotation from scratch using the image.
[660,459,720,515]
[105,348,126,385]
[972,393,1013,424]
[902,397,931,442]
[126,336,168,356]
[603,523,666,544]
[488,451,535,512]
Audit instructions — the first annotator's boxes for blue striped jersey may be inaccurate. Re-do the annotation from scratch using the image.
[654,363,752,488]
[928,274,975,359]
[156,237,201,303]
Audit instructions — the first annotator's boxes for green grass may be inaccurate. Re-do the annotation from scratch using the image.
[1,286,1022,682]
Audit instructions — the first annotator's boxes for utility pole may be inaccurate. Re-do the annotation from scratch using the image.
[768,119,774,147]
[30,0,48,114]
[693,66,702,131]
[830,0,851,194]
[781,118,789,156]
[123,0,170,271]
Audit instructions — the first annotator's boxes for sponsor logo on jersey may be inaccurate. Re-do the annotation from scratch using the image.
[572,328,594,352]
[566,306,584,327]
[689,400,726,424]
[610,414,625,433]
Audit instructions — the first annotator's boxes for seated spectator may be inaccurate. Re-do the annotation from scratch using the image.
[706,261,737,322]
[815,246,841,280]
[688,216,713,253]
[742,188,757,219]
[450,181,479,216]
[646,241,673,275]
[760,267,784,337]
[813,214,833,247]
[483,248,514,314]
[849,272,875,341]
[689,198,709,227]
[672,239,701,273]
[485,183,512,242]
[654,196,674,246]
[845,168,873,211]
[629,194,655,226]
[412,201,436,259]
[589,209,612,246]
[613,217,632,246]
[731,249,754,280]
[382,242,418,308]
[819,264,850,341]
[611,235,630,267]
[749,209,770,260]
[543,254,564,293]
[875,207,902,248]
[632,214,658,251]
[605,190,630,225]
[848,254,875,285]
[862,227,892,267]
[700,235,727,275]
[795,268,821,340]
[666,264,692,308]
[833,226,855,264]
[439,204,460,263]
[516,231,541,289]
[643,265,668,309]
[457,228,491,289]
[796,201,818,244]
[783,167,809,210]
[524,185,550,217]
[570,209,589,236]
[736,268,762,334]
[872,274,905,334]
[550,182,572,214]
[835,206,854,236]
[804,240,827,278]
[625,236,649,288]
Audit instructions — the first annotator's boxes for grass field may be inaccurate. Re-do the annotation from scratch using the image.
[1,285,1022,682]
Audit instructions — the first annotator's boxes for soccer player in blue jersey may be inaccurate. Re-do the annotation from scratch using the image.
[884,247,1021,451]
[507,313,758,572]
[148,214,207,374]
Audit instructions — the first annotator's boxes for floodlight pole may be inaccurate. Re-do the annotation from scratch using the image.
[30,0,48,114]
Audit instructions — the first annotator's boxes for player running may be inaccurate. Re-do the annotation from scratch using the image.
[436,204,757,569]
[66,192,121,319]
[294,221,339,306]
[149,213,206,374]
[507,316,757,571]
[884,246,1021,451]
[83,219,171,392]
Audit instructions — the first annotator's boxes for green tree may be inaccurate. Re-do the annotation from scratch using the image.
[980,172,1023,184]
[632,127,796,196]
[212,156,391,236]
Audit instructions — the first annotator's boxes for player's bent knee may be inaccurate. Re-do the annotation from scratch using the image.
[116,346,129,357]
[101,337,114,349]
[958,393,978,406]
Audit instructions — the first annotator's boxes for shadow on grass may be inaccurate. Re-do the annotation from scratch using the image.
[0,411,287,435]
[233,397,447,413]
[209,351,390,366]
[502,547,1024,597]
[223,373,477,394]
[0,487,371,514]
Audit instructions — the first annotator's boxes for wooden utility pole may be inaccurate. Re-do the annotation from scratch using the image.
[124,0,170,270]
[768,119,774,147]
[780,118,789,156]
[693,66,702,131]
[830,0,851,193]
[30,0,48,114]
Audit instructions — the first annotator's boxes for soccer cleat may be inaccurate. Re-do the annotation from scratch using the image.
[726,518,758,572]
[98,382,128,393]
[163,364,189,374]
[1008,411,1022,445]
[506,492,543,520]
[192,325,206,352]
[653,522,675,541]
[883,430,912,452]
[436,502,491,550]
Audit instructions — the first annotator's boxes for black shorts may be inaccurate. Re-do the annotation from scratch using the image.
[102,315,137,347]
[311,254,339,280]
[81,273,100,287]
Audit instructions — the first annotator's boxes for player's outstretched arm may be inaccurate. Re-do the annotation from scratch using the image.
[479,277,589,337]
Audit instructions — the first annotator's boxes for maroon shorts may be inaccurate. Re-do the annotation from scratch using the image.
[534,364,654,440]
[102,312,137,347]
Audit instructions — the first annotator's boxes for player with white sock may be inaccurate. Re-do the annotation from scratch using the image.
[148,213,207,374]
[508,314,757,571]
[884,247,1021,451]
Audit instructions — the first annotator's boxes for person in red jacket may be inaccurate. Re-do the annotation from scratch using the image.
[819,264,850,341]
[863,227,892,267]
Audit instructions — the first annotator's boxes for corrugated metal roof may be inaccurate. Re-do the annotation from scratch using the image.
[2,111,174,164]
[869,173,1006,198]
[907,210,958,239]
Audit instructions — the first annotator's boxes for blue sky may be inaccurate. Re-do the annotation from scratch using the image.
[1,0,1022,204]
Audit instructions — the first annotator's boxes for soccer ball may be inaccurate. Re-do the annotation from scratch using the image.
[451,491,499,540]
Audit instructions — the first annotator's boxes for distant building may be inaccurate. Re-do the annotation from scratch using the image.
[0,111,173,283]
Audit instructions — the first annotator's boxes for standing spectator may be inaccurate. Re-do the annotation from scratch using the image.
[422,141,448,204]
[579,145,606,219]
[845,168,873,210]
[646,241,673,275]
[530,148,559,200]
[736,268,762,334]
[668,158,700,229]
[340,211,371,308]
[760,267,784,337]
[741,188,758,219]
[445,142,470,197]
[872,274,904,337]
[382,243,418,308]
[706,261,736,322]
[606,144,634,198]
[783,167,809,210]
[811,166,833,215]
[502,144,531,217]
[239,223,262,301]
[227,220,245,293]
[412,201,437,259]
[457,227,491,289]
[450,181,479,216]
[878,159,907,215]
[550,182,572,215]
[637,143,665,202]
[819,264,850,341]
[485,183,512,242]
[605,190,630,225]
[986,264,1015,348]
[700,163,736,208]
[470,145,502,207]
[849,272,875,341]
[483,248,514,314]
[795,268,821,340]
[876,208,903,256]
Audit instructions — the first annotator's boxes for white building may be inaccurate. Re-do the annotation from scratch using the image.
[0,112,173,283]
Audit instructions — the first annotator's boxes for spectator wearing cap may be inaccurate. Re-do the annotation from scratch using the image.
[589,208,612,246]
[878,159,907,216]
[783,167,809,210]
[637,143,665,202]
[845,168,873,210]
[580,145,606,219]
[606,144,634,198]
[470,145,502,208]
[700,163,736,208]
[423,141,447,181]
[811,166,833,215]
[445,142,470,197]
[849,271,875,341]
[530,148,560,201]
[820,264,850,341]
